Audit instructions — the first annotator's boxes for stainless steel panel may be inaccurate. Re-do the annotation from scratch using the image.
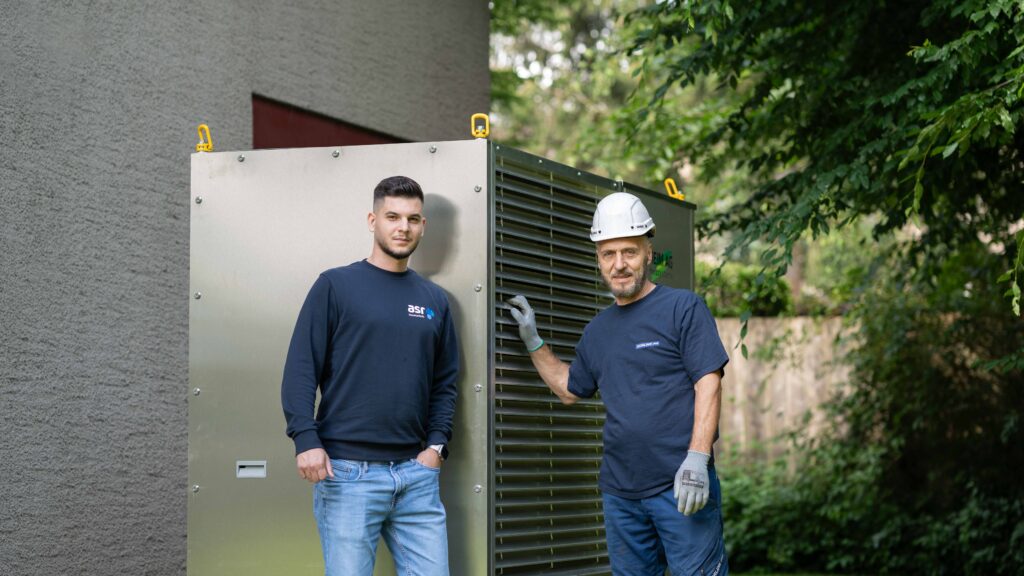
[189,140,490,575]
[490,144,694,575]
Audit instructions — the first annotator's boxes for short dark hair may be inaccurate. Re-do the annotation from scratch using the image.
[373,176,424,209]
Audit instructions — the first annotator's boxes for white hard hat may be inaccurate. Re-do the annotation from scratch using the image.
[589,192,655,242]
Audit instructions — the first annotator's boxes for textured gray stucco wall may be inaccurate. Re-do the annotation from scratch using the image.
[0,2,488,574]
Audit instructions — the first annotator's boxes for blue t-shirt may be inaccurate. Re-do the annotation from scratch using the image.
[568,285,729,499]
[281,260,460,461]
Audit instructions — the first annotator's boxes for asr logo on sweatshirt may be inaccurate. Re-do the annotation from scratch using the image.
[407,304,435,320]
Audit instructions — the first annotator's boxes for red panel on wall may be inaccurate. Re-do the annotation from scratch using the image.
[252,95,404,149]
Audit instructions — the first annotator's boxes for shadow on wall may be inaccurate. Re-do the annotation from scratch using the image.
[416,193,458,279]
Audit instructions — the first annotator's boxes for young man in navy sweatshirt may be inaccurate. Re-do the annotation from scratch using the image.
[281,176,460,576]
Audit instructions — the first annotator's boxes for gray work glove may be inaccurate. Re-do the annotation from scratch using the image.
[674,450,710,515]
[506,295,544,352]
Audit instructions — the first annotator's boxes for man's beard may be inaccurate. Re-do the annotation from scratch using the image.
[377,236,418,261]
[603,263,649,299]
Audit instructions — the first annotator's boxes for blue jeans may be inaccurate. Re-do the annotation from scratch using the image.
[313,458,449,576]
[603,468,728,576]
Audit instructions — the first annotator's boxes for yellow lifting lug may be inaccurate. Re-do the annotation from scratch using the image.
[470,113,490,139]
[195,124,213,153]
[664,177,685,202]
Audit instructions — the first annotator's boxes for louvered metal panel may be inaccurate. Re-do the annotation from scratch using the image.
[491,146,613,576]
[489,144,695,575]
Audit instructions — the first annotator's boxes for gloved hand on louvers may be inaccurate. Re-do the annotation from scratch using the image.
[505,295,544,352]
[674,450,710,515]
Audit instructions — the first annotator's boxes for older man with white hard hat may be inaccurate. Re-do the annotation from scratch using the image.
[507,192,730,576]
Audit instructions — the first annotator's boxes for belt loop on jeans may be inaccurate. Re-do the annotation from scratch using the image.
[361,461,369,474]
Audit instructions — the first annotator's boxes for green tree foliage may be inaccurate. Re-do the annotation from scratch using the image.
[490,0,558,37]
[618,2,1024,573]
[490,0,658,180]
[622,0,1023,291]
[697,260,792,316]
[489,0,725,188]
[494,1,1024,573]
[721,245,1024,574]
[489,0,560,109]
[490,0,885,315]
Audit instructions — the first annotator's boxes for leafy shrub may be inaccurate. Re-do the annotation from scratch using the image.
[719,243,1024,575]
[697,260,793,317]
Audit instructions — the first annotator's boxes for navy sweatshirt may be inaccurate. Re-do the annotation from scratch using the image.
[281,260,460,461]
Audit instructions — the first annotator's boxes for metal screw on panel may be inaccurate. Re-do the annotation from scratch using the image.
[332,149,340,158]
[474,384,482,393]
[193,388,201,396]
[474,185,481,193]
[195,196,203,204]
[474,284,482,292]
[473,485,482,493]
[429,146,437,153]
[238,154,245,162]
[194,292,202,300]
[192,485,200,493]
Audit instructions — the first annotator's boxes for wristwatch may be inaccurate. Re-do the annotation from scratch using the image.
[429,444,449,461]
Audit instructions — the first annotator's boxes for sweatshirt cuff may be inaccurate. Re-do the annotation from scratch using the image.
[426,431,449,447]
[293,430,323,455]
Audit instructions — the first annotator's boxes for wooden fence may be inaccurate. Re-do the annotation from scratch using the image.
[713,317,851,462]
